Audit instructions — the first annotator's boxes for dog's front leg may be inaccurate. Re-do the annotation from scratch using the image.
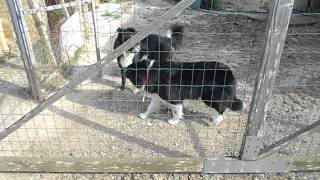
[139,98,160,119]
[168,104,183,125]
[117,55,126,91]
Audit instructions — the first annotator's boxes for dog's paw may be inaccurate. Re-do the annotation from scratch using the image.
[120,85,125,91]
[242,102,247,110]
[168,118,180,125]
[133,88,140,94]
[139,112,149,119]
[116,86,125,91]
[212,115,224,125]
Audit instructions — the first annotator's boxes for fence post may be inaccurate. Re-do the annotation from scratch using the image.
[91,0,102,77]
[240,0,294,160]
[7,0,43,101]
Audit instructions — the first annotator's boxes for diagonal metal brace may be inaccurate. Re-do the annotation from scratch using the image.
[259,119,320,158]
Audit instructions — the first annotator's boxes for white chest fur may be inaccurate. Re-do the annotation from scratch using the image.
[123,51,135,67]
[123,52,149,68]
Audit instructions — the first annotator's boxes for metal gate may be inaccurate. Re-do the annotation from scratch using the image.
[0,0,319,173]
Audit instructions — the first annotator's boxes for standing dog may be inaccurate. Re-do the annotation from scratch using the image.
[113,27,138,90]
[113,24,184,90]
[125,59,245,125]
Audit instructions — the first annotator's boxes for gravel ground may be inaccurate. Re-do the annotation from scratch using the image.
[0,172,320,180]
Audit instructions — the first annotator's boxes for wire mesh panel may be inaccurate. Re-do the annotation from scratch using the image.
[0,0,269,163]
[261,7,320,159]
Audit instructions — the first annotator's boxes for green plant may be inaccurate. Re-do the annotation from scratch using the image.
[69,45,84,65]
[183,7,194,15]
[101,11,121,20]
[202,0,223,10]
[212,0,222,10]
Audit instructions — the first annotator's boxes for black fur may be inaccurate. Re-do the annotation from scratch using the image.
[113,24,184,90]
[125,59,244,116]
[114,27,137,90]
[134,24,184,65]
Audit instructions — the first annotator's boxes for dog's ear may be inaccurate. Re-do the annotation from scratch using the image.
[127,27,136,33]
[116,27,122,32]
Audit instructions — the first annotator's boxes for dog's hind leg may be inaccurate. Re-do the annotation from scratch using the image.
[203,99,226,125]
[139,97,160,119]
[202,87,233,125]
[168,104,183,125]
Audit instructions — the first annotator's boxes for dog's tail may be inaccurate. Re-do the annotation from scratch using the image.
[167,24,184,50]
[229,98,246,111]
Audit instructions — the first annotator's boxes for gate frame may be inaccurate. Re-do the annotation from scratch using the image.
[240,0,295,161]
[1,0,319,173]
[7,0,43,101]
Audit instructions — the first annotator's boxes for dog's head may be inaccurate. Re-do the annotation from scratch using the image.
[115,27,139,53]
[125,59,155,89]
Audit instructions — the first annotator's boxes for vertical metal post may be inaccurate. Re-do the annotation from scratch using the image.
[240,0,294,160]
[91,0,102,77]
[7,0,43,101]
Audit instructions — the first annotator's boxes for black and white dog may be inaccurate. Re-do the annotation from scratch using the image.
[125,59,246,125]
[113,24,183,91]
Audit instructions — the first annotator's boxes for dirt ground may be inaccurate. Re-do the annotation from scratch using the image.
[0,172,320,180]
[0,0,319,178]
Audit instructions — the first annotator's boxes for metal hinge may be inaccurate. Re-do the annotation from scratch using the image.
[241,136,262,160]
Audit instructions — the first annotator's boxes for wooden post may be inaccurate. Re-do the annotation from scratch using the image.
[0,0,195,141]
[7,0,43,101]
[240,0,294,160]
[91,0,102,77]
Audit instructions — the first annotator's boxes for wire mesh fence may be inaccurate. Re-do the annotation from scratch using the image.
[0,0,319,174]
[261,10,320,159]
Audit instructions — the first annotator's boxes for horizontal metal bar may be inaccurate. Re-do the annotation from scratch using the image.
[291,157,320,172]
[203,159,292,173]
[259,120,320,159]
[0,156,318,173]
[20,0,92,14]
